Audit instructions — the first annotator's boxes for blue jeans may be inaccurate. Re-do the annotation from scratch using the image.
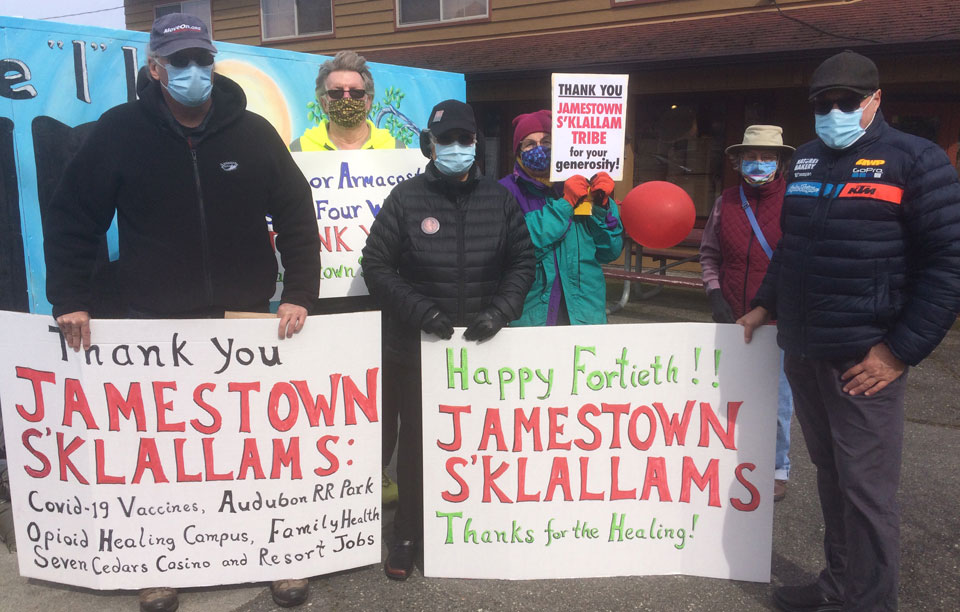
[776,349,794,480]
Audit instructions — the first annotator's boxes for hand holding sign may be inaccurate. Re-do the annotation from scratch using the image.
[590,172,615,208]
[563,175,591,208]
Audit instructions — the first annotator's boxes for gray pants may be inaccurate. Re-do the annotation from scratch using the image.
[784,352,907,612]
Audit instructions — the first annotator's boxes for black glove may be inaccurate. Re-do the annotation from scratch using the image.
[463,306,508,342]
[421,308,454,339]
[708,289,736,324]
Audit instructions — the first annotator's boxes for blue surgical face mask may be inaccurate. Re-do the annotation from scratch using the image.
[434,142,476,176]
[520,146,551,173]
[161,61,213,107]
[815,107,867,150]
[740,159,778,185]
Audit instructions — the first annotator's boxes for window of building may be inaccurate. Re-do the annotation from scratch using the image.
[155,1,212,28]
[397,0,488,27]
[634,99,726,218]
[261,0,333,40]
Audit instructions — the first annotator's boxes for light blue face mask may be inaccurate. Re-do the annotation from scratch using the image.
[434,142,476,176]
[740,159,778,185]
[161,61,213,107]
[815,107,867,150]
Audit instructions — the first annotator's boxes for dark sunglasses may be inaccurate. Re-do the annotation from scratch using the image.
[166,51,215,68]
[813,94,869,115]
[326,88,368,100]
[435,132,476,146]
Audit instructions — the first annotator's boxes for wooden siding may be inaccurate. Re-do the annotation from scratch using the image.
[124,0,838,54]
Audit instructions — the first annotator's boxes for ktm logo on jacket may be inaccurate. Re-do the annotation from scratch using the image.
[837,182,904,204]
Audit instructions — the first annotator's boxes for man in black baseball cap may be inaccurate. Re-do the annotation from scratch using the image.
[426,99,477,134]
[739,49,960,612]
[362,99,534,580]
[807,50,882,150]
[419,99,480,180]
[807,49,878,100]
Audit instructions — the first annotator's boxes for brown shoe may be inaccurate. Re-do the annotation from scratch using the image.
[774,479,788,502]
[271,578,309,608]
[139,587,178,612]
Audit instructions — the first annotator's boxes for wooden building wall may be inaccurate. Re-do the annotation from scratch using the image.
[125,0,836,52]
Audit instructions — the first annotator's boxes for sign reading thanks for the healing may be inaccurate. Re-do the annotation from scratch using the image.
[421,323,777,582]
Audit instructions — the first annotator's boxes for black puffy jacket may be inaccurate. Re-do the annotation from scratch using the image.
[361,162,535,359]
[753,115,960,365]
[44,74,320,317]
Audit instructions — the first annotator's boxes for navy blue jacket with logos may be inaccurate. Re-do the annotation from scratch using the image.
[752,114,960,366]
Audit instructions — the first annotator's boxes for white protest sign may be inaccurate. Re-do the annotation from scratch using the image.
[421,323,777,581]
[550,73,629,182]
[0,311,381,589]
[272,149,427,300]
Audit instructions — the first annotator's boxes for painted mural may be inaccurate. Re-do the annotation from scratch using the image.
[0,16,464,314]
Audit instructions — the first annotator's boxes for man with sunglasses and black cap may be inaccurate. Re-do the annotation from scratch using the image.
[44,13,321,611]
[361,99,534,581]
[739,50,960,612]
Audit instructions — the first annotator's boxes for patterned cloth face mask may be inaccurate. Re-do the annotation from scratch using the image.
[520,146,551,173]
[741,159,778,185]
[327,97,367,128]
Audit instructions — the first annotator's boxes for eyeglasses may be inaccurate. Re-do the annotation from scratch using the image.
[166,51,215,68]
[813,94,870,115]
[520,139,551,151]
[435,132,476,146]
[326,89,368,100]
[742,152,779,163]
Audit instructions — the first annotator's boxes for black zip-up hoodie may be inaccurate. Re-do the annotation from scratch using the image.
[44,73,320,317]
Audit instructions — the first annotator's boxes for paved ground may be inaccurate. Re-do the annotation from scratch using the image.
[2,284,958,611]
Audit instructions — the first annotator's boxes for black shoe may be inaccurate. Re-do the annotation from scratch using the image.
[384,540,417,581]
[773,583,842,612]
[270,579,309,608]
[139,587,179,612]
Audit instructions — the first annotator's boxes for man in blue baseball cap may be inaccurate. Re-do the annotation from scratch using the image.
[44,13,321,612]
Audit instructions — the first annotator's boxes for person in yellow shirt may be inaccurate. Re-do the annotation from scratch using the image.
[287,52,402,574]
[289,50,403,151]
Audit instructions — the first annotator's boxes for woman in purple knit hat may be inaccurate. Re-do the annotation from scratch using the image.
[499,110,623,326]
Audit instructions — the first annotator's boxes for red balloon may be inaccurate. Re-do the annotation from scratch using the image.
[619,181,696,248]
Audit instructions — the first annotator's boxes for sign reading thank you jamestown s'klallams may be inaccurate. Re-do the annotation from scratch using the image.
[0,311,381,589]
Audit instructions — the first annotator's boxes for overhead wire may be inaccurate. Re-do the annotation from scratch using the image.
[38,5,125,21]
[769,0,883,44]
